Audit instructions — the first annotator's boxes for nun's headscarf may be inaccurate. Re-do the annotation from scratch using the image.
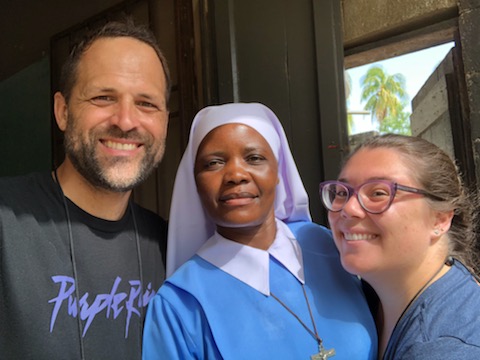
[166,103,311,276]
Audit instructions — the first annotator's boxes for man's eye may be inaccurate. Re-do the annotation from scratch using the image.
[137,101,159,111]
[91,96,114,104]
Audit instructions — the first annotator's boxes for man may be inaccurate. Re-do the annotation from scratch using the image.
[0,20,170,359]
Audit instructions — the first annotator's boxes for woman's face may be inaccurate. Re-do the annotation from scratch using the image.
[327,147,441,281]
[194,123,278,236]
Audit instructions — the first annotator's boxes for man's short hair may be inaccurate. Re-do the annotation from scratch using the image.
[59,19,171,103]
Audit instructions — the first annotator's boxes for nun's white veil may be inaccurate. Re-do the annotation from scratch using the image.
[166,103,311,276]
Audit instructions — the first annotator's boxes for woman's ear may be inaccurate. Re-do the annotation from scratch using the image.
[54,92,68,131]
[432,210,454,239]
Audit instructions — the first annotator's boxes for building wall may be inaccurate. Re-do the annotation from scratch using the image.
[410,52,455,159]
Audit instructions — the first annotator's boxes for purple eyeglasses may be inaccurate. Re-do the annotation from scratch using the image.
[319,179,444,214]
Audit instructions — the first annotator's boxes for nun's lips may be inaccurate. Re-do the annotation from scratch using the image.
[219,192,257,205]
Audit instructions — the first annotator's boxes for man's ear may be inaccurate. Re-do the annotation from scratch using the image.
[54,92,68,131]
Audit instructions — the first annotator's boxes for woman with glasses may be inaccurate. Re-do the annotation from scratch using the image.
[319,133,480,359]
[143,103,377,359]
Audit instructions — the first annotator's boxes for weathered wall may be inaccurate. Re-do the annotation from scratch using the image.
[410,52,455,159]
[342,0,457,48]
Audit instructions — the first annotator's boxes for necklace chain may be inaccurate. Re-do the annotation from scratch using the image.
[395,258,451,325]
[270,284,335,359]
[54,169,86,360]
[382,257,452,359]
[270,285,321,345]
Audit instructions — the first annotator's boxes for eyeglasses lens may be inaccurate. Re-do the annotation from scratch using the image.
[359,181,392,213]
[322,183,349,212]
[322,181,394,214]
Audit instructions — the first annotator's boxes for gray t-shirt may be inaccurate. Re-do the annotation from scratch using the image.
[0,172,167,360]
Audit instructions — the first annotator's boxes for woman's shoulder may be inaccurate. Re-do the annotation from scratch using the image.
[394,260,480,357]
[428,260,480,306]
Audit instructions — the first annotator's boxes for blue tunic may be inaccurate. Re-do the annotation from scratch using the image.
[143,221,377,359]
[384,260,480,359]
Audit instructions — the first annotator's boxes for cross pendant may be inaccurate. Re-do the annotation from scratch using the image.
[311,346,335,360]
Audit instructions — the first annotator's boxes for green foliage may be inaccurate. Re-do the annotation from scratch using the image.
[360,65,408,123]
[347,113,354,134]
[345,70,354,134]
[360,64,411,134]
[380,110,412,135]
[345,70,352,102]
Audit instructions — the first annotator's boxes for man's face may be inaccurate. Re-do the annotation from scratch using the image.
[57,37,169,192]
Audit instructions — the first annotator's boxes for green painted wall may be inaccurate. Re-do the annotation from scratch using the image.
[0,56,52,176]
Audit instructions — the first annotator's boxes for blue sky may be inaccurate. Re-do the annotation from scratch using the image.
[346,41,454,134]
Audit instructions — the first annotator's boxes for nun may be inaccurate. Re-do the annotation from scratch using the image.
[143,102,377,360]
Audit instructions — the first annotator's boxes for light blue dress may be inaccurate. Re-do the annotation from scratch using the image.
[143,221,377,359]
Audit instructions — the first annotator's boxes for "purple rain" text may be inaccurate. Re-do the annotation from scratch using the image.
[48,275,157,338]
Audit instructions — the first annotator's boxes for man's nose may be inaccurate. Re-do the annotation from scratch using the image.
[110,99,139,131]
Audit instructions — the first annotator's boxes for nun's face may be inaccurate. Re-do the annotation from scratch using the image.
[194,123,278,237]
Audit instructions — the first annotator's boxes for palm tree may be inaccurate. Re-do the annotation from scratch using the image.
[360,65,408,124]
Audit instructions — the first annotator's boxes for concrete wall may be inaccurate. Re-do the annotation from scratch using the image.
[410,75,455,159]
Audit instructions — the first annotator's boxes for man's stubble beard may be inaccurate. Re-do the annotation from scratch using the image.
[63,114,166,192]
